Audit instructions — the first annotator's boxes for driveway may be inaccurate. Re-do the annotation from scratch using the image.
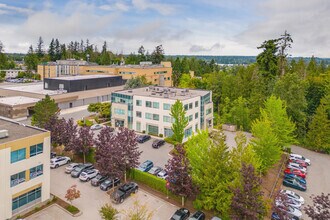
[283,145,330,219]
[48,166,178,220]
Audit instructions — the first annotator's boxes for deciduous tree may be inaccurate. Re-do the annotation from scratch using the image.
[72,126,94,163]
[65,185,81,205]
[304,193,330,220]
[123,198,153,220]
[124,76,150,89]
[99,203,119,220]
[230,163,266,220]
[170,100,188,144]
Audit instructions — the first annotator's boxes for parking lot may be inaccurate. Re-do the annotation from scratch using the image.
[31,166,179,220]
[282,145,330,219]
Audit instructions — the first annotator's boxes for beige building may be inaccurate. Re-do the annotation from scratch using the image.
[37,60,173,86]
[0,117,50,219]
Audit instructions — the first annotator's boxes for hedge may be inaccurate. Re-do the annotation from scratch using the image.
[128,169,167,194]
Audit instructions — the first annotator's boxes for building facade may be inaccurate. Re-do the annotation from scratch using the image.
[0,118,50,219]
[111,87,213,142]
[37,60,173,86]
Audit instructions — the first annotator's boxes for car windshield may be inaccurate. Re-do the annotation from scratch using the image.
[171,213,181,220]
[75,167,83,172]
[140,164,147,168]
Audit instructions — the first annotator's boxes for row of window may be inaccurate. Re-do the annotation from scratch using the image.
[136,111,176,123]
[11,143,44,163]
[12,187,42,211]
[114,108,125,115]
[136,100,171,110]
[184,101,199,111]
[10,165,44,187]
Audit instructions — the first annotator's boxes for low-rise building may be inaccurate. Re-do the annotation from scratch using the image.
[111,86,213,142]
[37,59,172,86]
[0,117,50,219]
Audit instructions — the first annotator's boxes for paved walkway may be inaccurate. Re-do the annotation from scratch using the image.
[26,204,74,220]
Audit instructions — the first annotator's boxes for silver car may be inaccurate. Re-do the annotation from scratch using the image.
[65,163,80,174]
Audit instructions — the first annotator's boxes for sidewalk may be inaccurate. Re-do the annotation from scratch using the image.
[60,105,89,115]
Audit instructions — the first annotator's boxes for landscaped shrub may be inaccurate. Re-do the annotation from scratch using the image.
[66,205,79,214]
[77,119,93,127]
[148,132,158,136]
[159,134,164,138]
[164,137,179,146]
[142,130,146,134]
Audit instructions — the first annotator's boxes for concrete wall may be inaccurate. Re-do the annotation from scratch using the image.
[0,133,50,220]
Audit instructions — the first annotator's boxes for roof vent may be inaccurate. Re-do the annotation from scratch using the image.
[0,129,9,139]
[128,90,133,93]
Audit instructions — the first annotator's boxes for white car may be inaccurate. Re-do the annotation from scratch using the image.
[65,163,80,174]
[287,162,307,173]
[50,156,71,168]
[290,154,311,165]
[157,170,168,179]
[91,124,104,130]
[79,169,99,181]
[281,189,305,204]
[275,198,302,210]
[276,204,302,219]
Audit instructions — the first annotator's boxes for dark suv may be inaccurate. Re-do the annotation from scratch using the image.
[137,135,151,143]
[100,178,121,191]
[152,139,165,148]
[137,160,153,172]
[189,211,205,220]
[71,163,93,178]
[111,182,138,203]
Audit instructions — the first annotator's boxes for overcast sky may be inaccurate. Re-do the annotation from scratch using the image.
[0,0,329,57]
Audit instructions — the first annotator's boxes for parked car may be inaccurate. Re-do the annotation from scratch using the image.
[50,152,56,158]
[65,163,81,174]
[137,135,151,143]
[287,163,307,173]
[157,170,168,179]
[100,178,121,191]
[91,124,104,130]
[275,198,302,210]
[284,168,306,179]
[290,153,311,165]
[284,174,306,185]
[210,217,222,220]
[281,189,304,204]
[148,166,163,175]
[275,205,302,219]
[50,156,71,168]
[152,139,165,148]
[111,182,138,203]
[283,178,306,191]
[170,208,190,220]
[91,174,109,186]
[71,163,93,178]
[137,160,153,172]
[189,211,205,220]
[289,159,308,168]
[271,212,299,220]
[79,169,99,181]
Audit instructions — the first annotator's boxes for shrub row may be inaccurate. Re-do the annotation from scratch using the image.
[128,169,168,194]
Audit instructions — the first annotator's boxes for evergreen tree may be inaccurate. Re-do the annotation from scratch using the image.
[138,45,145,61]
[48,38,56,61]
[172,57,182,87]
[55,39,61,60]
[36,36,44,58]
[151,45,164,64]
[60,44,67,59]
[256,39,279,78]
[170,100,188,143]
[25,45,39,71]
[277,30,293,76]
[31,95,59,128]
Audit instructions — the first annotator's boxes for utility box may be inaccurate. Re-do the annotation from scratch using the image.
[0,129,9,139]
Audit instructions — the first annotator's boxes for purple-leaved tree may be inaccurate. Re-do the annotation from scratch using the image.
[230,163,266,220]
[304,193,330,220]
[272,190,293,220]
[44,116,65,147]
[71,126,94,163]
[165,144,195,206]
[62,118,78,151]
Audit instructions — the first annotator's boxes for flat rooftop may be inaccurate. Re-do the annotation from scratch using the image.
[47,74,120,81]
[0,82,65,95]
[0,117,46,144]
[114,86,210,100]
[0,96,40,106]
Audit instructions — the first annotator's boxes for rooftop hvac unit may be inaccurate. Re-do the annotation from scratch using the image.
[0,129,9,139]
[151,92,156,95]
[128,90,133,93]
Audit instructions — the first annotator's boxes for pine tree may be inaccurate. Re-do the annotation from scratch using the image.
[36,36,44,58]
[48,38,56,61]
[55,39,61,60]
[31,95,59,128]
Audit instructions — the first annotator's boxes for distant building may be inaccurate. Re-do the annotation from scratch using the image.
[0,117,50,219]
[111,86,213,142]
[37,59,173,86]
[4,69,25,79]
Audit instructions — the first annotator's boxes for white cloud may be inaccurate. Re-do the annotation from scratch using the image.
[100,1,130,12]
[132,0,176,15]
[0,3,32,14]
[190,43,223,53]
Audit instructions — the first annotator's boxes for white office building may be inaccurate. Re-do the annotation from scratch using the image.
[0,117,50,219]
[111,86,213,142]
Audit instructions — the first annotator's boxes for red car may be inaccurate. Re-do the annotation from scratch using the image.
[289,159,308,168]
[284,168,306,179]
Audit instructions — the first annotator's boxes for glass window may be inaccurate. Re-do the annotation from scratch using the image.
[147,125,159,135]
[30,165,43,179]
[184,127,193,138]
[153,102,159,109]
[153,114,159,121]
[30,143,44,157]
[163,116,171,123]
[146,101,152,107]
[184,104,188,111]
[164,128,174,137]
[163,103,171,110]
[11,171,26,187]
[195,101,199,107]
[114,108,125,115]
[11,148,26,163]
[136,111,142,118]
[195,112,199,119]
[136,122,141,132]
[136,100,142,106]
[206,108,212,115]
[145,113,152,119]
[195,124,199,131]
[12,187,42,211]
[189,103,193,109]
[189,115,193,122]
